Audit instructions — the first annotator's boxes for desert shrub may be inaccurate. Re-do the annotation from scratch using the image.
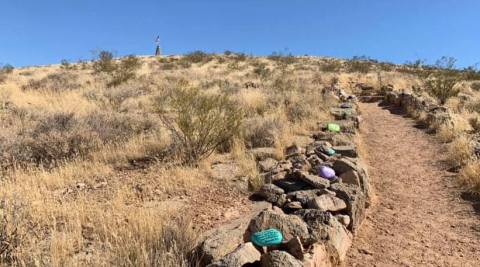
[319,60,342,72]
[447,135,473,167]
[252,63,271,79]
[85,112,157,144]
[459,160,480,192]
[60,59,76,70]
[92,50,116,73]
[345,56,373,73]
[268,52,297,65]
[155,86,244,164]
[271,76,295,93]
[1,64,14,75]
[471,82,480,91]
[22,72,81,92]
[424,73,460,105]
[0,64,14,83]
[242,116,283,148]
[181,51,214,64]
[285,101,312,122]
[5,112,100,167]
[107,55,142,87]
[102,83,150,110]
[469,116,480,133]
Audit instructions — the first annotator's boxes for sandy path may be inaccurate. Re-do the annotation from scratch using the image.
[345,102,480,267]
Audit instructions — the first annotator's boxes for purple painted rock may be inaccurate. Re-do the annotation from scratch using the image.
[319,166,336,180]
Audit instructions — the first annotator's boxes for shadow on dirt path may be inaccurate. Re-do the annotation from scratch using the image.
[345,102,480,267]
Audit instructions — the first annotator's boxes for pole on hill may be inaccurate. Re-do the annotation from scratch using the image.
[155,36,161,56]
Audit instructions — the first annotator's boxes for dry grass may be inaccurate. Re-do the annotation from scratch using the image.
[446,135,473,167]
[459,160,480,192]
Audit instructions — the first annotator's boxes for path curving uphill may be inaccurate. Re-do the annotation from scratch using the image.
[345,102,480,267]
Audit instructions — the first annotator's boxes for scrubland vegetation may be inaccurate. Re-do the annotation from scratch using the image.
[0,51,479,266]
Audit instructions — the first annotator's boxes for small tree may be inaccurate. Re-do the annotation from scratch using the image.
[155,86,244,164]
[92,50,116,73]
[107,55,142,87]
[424,73,460,105]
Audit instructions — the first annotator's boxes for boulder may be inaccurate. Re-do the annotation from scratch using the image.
[332,158,357,175]
[285,236,305,260]
[302,243,332,267]
[307,194,347,212]
[329,183,366,233]
[258,158,278,172]
[260,251,303,267]
[257,184,285,205]
[245,209,310,243]
[339,170,360,187]
[335,215,351,227]
[207,242,261,267]
[293,171,330,189]
[294,209,352,263]
[331,145,357,158]
[285,144,304,158]
[196,202,270,266]
[274,178,310,193]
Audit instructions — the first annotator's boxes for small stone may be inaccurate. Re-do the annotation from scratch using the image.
[257,184,285,205]
[285,144,304,158]
[274,179,310,193]
[332,158,358,175]
[340,170,361,187]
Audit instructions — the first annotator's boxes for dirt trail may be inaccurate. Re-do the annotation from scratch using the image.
[345,102,480,267]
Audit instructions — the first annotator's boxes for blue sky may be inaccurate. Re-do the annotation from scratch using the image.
[1,0,479,67]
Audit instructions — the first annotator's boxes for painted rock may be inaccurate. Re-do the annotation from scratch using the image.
[251,228,283,247]
[319,166,336,179]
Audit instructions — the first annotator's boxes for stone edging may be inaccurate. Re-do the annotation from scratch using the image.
[194,97,370,267]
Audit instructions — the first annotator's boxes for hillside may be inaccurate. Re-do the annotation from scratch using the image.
[0,53,479,266]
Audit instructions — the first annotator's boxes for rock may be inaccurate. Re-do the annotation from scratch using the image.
[273,160,293,173]
[332,158,357,175]
[307,154,323,170]
[307,194,347,212]
[263,171,288,184]
[285,144,304,158]
[285,236,304,260]
[302,243,332,267]
[339,170,360,187]
[329,183,366,233]
[286,189,330,206]
[249,147,278,161]
[207,242,261,267]
[288,154,309,171]
[274,179,310,193]
[331,145,357,158]
[258,158,278,172]
[335,215,351,227]
[196,218,251,265]
[330,108,356,120]
[245,209,310,243]
[294,209,352,263]
[284,201,303,212]
[257,184,287,207]
[260,251,303,267]
[294,171,330,189]
[196,203,270,265]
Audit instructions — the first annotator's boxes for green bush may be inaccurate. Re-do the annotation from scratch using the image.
[155,86,243,164]
[424,73,460,105]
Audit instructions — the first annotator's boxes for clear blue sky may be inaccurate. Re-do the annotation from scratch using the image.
[1,0,479,67]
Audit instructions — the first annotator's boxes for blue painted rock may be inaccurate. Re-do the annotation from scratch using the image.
[251,228,283,247]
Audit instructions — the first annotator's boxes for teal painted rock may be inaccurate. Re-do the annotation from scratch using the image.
[326,147,336,156]
[327,123,341,133]
[251,228,283,247]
